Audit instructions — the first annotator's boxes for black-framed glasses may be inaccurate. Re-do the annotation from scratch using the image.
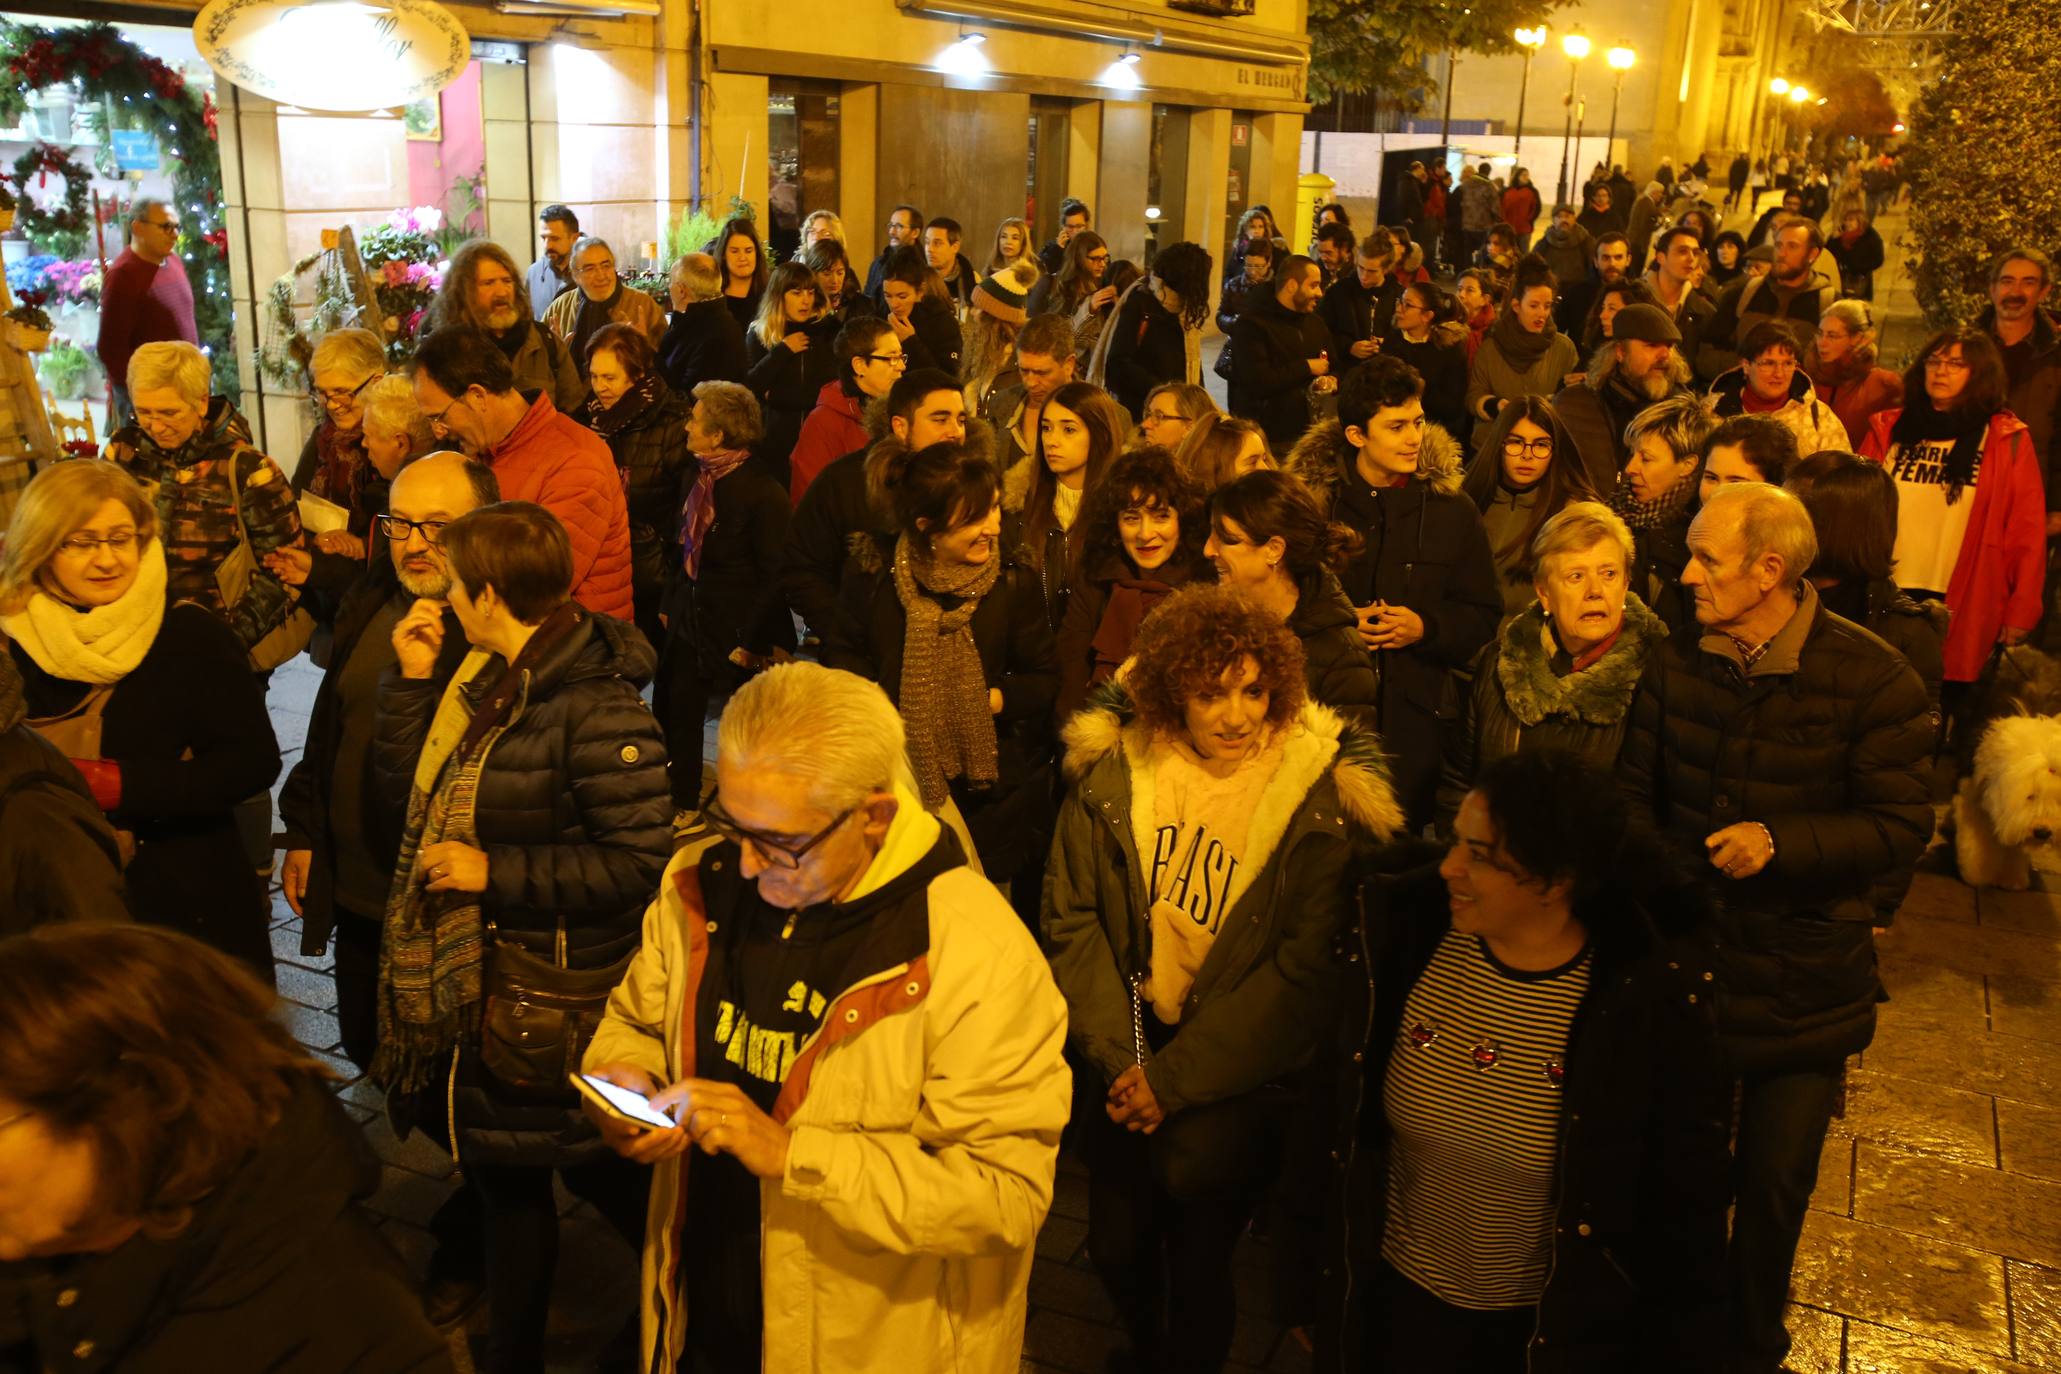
[703,791,857,870]
[312,374,376,408]
[865,353,909,368]
[377,515,449,546]
[423,393,471,430]
[1500,437,1555,457]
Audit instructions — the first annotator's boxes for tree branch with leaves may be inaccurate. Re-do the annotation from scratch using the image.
[1308,0,1570,111]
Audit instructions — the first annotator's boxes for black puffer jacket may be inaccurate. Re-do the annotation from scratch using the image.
[1309,844,1731,1374]
[1436,594,1668,831]
[1230,293,1330,448]
[372,610,672,1161]
[584,383,693,601]
[999,450,1083,638]
[1619,586,1934,1071]
[1383,324,1472,442]
[668,459,792,679]
[0,1076,451,1374]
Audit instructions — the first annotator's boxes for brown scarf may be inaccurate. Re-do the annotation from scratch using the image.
[893,534,1001,809]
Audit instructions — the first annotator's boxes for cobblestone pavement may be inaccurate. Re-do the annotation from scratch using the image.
[261,218,2055,1369]
[263,654,2061,1372]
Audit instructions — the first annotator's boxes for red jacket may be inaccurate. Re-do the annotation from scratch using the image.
[788,380,871,508]
[1860,408,2046,681]
[1500,184,1542,239]
[1808,362,1903,451]
[488,393,636,620]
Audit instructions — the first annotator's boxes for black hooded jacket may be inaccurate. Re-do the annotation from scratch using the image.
[0,654,126,933]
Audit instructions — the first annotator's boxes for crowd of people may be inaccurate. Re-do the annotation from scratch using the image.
[0,147,2044,1374]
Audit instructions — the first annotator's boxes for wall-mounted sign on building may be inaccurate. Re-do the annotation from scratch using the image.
[192,0,470,112]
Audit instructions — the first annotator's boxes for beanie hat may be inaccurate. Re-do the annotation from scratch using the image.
[970,268,1031,327]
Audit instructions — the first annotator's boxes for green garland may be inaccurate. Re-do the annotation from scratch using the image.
[12,143,91,258]
[2,22,236,393]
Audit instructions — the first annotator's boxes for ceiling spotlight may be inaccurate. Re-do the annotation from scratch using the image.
[937,30,990,77]
[1102,48,1143,88]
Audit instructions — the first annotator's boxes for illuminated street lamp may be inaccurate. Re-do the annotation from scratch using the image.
[1512,27,1548,167]
[1770,76,1791,96]
[1604,45,1635,166]
[1557,30,1591,205]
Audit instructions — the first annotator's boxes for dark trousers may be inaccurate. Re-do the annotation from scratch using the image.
[1367,1261,1531,1374]
[332,906,383,1071]
[1083,1104,1277,1373]
[1727,1065,1843,1374]
[470,1155,650,1374]
[654,620,715,812]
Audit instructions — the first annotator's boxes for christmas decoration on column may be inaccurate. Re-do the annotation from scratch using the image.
[0,22,236,392]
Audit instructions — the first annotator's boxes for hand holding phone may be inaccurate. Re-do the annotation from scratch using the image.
[574,1068,693,1163]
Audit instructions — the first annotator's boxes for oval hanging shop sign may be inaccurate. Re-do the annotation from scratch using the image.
[194,0,470,113]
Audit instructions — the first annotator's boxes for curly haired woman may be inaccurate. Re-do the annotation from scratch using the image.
[1044,582,1401,1374]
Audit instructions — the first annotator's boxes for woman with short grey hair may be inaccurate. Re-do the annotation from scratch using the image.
[293,328,391,544]
[1435,499,1668,831]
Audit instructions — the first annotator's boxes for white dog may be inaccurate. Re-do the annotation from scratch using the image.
[1955,713,2061,890]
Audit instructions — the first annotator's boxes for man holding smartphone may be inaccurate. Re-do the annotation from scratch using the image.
[583,662,1070,1373]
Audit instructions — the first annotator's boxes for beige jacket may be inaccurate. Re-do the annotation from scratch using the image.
[584,800,1071,1373]
[543,282,667,357]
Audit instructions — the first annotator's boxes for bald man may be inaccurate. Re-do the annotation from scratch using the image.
[277,451,502,1069]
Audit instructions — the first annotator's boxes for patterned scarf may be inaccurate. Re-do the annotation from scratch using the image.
[679,447,752,579]
[370,605,583,1092]
[1610,468,1697,530]
[893,534,1001,809]
[581,371,661,442]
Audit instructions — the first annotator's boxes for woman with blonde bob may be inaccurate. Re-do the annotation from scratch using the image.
[0,923,450,1366]
[0,461,280,974]
[1137,381,1218,452]
[1808,299,1904,448]
[743,260,838,486]
[1044,581,1399,1374]
[1436,501,1668,830]
[104,340,305,652]
[989,216,1035,274]
[293,328,388,537]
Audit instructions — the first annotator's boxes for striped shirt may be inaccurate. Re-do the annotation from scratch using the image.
[1381,928,1592,1310]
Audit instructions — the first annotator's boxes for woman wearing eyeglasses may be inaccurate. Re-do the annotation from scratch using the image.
[291,328,387,538]
[0,461,280,974]
[371,499,670,1374]
[1859,327,2046,702]
[1460,396,1602,620]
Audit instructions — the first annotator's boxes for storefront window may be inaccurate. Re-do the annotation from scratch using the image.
[767,78,839,262]
[1146,104,1190,265]
[1028,97,1070,249]
[1223,111,1255,268]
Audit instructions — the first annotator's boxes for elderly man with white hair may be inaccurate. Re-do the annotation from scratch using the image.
[657,250,750,396]
[543,234,666,378]
[583,660,1069,1374]
[1619,481,1932,1374]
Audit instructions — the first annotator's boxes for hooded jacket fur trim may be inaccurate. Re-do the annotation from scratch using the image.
[1059,684,1403,842]
[1284,419,1465,511]
[1495,593,1667,728]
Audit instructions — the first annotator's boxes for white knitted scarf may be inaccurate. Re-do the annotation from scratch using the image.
[0,543,169,685]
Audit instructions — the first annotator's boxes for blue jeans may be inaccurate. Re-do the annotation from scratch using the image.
[1728,1065,1843,1373]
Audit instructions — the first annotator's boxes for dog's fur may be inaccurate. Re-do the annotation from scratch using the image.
[1953,646,2061,890]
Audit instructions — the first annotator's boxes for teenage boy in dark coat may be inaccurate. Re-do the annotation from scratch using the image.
[1285,356,1501,830]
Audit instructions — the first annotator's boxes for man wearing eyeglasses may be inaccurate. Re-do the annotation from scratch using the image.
[95,198,196,426]
[541,235,665,379]
[278,450,499,1073]
[584,661,1069,1374]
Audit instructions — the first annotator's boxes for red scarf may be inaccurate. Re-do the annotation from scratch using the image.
[1571,622,1623,672]
[1741,385,1788,414]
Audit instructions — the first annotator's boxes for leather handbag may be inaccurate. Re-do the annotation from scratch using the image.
[25,684,112,759]
[213,454,317,672]
[479,917,635,1100]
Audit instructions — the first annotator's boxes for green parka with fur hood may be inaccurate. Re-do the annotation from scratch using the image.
[1435,593,1668,831]
[1043,683,1403,1134]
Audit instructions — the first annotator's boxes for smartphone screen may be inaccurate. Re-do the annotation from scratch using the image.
[576,1074,678,1130]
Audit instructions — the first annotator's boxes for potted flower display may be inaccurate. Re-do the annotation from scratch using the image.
[0,183,16,234]
[4,290,51,351]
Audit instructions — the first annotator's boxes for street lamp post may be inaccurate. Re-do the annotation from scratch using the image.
[1557,30,1591,206]
[1788,84,1811,166]
[1605,45,1635,167]
[1512,27,1547,168]
[1765,77,1790,188]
